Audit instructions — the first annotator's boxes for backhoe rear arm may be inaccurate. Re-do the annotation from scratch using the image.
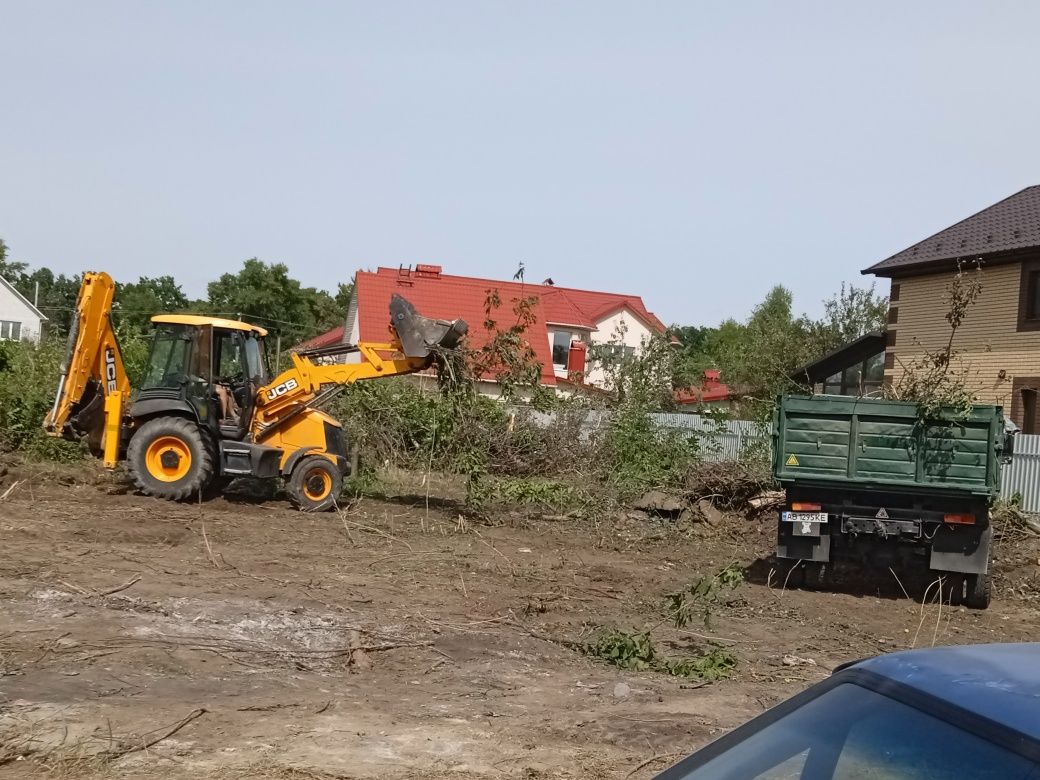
[44,272,131,466]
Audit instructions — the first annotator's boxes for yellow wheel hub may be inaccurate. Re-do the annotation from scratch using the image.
[303,468,332,501]
[145,436,192,482]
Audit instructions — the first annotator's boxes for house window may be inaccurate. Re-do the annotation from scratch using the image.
[862,351,885,395]
[551,331,572,368]
[820,352,886,397]
[1018,260,1040,331]
[822,371,843,395]
[0,321,21,341]
[1024,389,1038,435]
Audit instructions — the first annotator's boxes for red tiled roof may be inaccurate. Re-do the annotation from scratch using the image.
[674,370,731,404]
[308,267,669,387]
[372,267,665,330]
[538,287,596,329]
[293,324,345,352]
[361,268,558,385]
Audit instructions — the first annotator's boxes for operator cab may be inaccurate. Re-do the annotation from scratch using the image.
[135,315,269,439]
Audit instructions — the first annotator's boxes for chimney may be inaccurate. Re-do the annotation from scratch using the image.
[415,264,442,279]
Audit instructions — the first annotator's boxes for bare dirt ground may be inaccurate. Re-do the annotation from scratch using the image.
[2,463,1040,780]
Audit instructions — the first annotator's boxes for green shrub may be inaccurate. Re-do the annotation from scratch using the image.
[0,338,84,461]
[584,628,737,681]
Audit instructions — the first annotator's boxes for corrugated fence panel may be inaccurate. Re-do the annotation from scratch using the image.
[648,413,770,461]
[1001,433,1040,511]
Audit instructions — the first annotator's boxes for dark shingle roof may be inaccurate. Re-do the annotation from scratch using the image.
[864,185,1040,277]
[790,331,885,384]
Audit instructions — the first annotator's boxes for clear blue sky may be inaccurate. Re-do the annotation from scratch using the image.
[2,1,1039,326]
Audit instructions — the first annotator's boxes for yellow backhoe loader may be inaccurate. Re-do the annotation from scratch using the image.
[44,272,467,510]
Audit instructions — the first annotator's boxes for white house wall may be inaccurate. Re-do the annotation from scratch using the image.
[0,279,44,343]
[583,309,654,387]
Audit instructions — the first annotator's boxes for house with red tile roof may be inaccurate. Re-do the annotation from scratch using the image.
[296,265,671,396]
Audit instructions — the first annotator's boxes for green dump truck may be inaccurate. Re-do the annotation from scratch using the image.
[772,395,1014,609]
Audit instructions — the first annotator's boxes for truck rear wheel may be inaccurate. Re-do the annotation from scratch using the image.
[942,574,965,606]
[965,572,991,610]
[287,455,342,512]
[128,417,214,501]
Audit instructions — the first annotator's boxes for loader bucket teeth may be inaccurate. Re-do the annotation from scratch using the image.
[389,294,468,358]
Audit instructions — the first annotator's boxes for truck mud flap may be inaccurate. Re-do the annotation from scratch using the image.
[777,525,831,563]
[930,523,992,575]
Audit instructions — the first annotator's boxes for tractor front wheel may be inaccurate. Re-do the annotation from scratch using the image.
[128,417,214,501]
[287,455,342,512]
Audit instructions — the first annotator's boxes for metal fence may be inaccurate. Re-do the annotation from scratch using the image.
[649,413,770,461]
[1002,433,1040,511]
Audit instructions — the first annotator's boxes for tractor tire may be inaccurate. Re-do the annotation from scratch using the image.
[287,455,342,512]
[127,417,214,501]
[965,572,992,610]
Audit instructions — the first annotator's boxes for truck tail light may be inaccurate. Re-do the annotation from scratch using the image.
[944,513,976,525]
[791,502,822,512]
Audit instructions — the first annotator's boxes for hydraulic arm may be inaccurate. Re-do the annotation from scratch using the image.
[44,272,131,466]
[250,295,467,441]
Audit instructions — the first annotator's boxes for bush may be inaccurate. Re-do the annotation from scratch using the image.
[0,338,84,461]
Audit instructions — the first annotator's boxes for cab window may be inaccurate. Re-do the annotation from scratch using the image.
[244,334,268,383]
[141,327,192,389]
[215,331,246,381]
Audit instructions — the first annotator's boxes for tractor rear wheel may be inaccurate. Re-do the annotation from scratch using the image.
[287,455,342,512]
[128,417,214,501]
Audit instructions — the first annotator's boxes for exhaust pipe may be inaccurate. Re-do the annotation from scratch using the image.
[389,294,468,359]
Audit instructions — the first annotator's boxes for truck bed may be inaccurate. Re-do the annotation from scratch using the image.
[773,395,1006,499]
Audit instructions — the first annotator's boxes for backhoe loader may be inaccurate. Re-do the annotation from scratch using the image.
[44,272,467,510]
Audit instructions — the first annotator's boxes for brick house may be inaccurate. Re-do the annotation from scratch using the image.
[863,185,1040,431]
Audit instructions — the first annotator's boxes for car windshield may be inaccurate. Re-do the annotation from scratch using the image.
[662,683,1038,780]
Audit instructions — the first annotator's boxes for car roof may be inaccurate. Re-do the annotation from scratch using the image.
[851,643,1040,740]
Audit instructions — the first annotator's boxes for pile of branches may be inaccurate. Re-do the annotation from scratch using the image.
[992,500,1040,540]
[683,460,774,510]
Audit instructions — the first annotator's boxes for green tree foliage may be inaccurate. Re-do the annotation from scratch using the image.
[815,282,888,352]
[115,276,190,333]
[13,268,80,335]
[670,282,889,410]
[207,258,349,343]
[0,238,27,277]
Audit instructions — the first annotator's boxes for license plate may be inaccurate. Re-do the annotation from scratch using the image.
[782,512,828,524]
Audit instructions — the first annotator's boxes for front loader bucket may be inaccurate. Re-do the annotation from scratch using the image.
[389,294,469,359]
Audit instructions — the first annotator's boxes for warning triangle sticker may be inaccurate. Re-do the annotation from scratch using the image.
[785,454,799,466]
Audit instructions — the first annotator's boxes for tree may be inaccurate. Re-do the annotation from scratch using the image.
[814,282,888,353]
[669,324,718,388]
[115,276,190,333]
[713,286,818,403]
[207,258,348,343]
[0,238,26,278]
[14,267,80,335]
